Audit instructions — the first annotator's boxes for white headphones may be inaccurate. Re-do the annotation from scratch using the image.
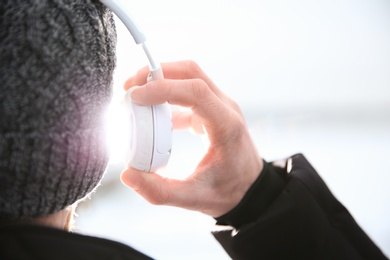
[100,0,172,172]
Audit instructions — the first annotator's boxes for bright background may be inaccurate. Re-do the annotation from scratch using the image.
[76,0,390,259]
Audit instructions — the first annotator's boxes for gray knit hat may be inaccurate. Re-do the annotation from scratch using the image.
[0,0,117,219]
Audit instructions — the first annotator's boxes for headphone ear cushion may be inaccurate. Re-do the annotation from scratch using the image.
[124,92,154,172]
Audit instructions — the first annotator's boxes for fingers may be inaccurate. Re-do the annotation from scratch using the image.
[172,110,204,134]
[120,168,198,208]
[171,110,192,130]
[124,66,149,88]
[129,79,207,107]
[124,60,225,99]
[120,168,172,205]
[124,60,203,89]
[125,61,243,117]
[130,79,237,141]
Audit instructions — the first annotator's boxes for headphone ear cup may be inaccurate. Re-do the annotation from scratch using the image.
[149,103,172,172]
[124,92,154,172]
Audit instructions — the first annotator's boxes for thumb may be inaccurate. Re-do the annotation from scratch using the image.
[120,168,188,206]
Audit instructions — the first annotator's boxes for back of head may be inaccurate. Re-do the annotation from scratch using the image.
[0,0,117,220]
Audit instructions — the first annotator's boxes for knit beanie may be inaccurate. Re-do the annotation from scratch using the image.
[0,0,117,219]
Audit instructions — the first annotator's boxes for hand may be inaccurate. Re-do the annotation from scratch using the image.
[120,60,263,217]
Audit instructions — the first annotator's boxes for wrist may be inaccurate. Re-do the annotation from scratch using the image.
[215,160,287,228]
[207,152,263,218]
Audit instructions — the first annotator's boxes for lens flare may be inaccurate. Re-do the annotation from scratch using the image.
[104,100,131,164]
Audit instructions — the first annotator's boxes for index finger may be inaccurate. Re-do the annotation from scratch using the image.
[130,78,240,143]
[124,60,225,99]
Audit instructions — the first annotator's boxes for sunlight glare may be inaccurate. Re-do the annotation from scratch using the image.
[105,99,131,165]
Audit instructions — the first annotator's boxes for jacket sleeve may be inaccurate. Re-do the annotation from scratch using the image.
[213,154,388,260]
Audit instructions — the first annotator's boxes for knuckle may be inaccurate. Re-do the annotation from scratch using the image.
[190,78,209,101]
[217,111,246,144]
[182,60,203,76]
[228,99,242,114]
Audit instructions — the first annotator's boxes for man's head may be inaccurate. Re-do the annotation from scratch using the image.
[0,0,116,220]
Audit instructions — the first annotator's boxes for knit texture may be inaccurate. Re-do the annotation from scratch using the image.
[0,0,117,219]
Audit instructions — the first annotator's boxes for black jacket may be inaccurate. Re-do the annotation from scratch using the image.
[0,154,387,259]
[213,154,388,259]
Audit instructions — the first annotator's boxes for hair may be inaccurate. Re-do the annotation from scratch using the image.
[0,0,117,219]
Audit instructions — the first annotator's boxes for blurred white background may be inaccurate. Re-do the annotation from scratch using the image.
[76,0,390,259]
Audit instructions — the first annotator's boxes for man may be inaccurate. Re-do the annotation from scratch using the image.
[0,1,387,259]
